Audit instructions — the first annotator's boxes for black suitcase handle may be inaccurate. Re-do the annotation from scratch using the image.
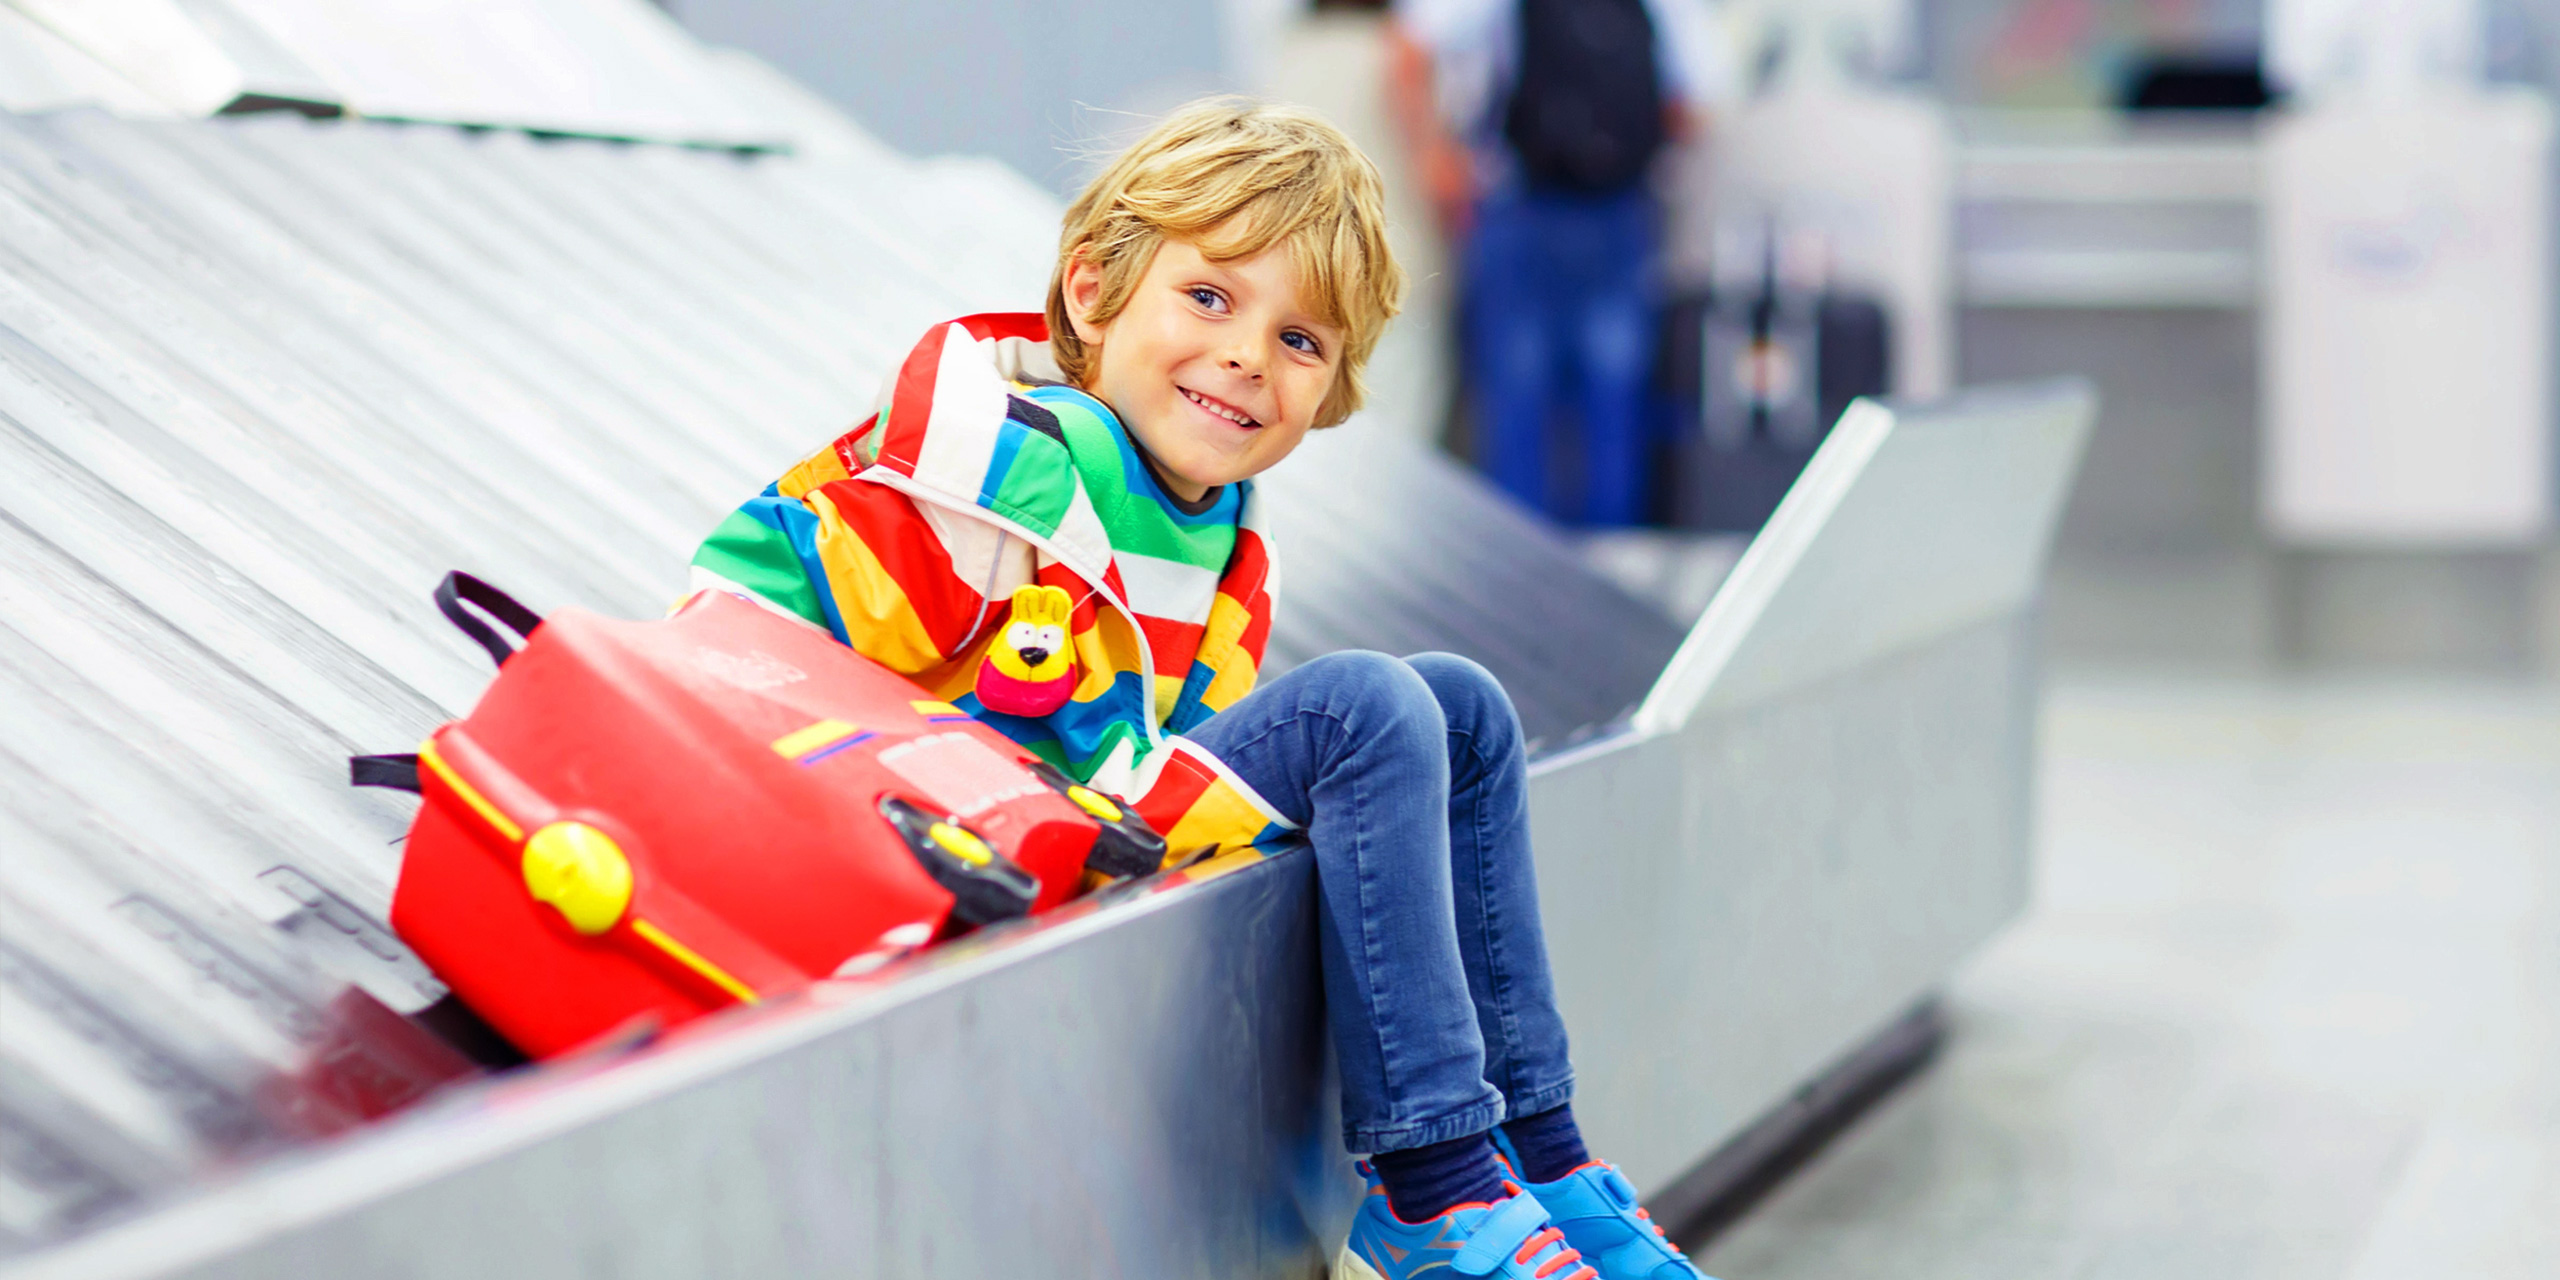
[350,753,422,793]
[346,573,539,799]
[435,572,543,668]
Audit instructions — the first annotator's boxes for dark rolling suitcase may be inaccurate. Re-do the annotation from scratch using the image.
[1663,281,1891,532]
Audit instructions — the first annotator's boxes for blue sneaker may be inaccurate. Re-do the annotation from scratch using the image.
[1337,1162,1596,1279]
[1488,1137,1715,1280]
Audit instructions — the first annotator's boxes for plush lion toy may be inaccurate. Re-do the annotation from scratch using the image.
[973,584,1077,716]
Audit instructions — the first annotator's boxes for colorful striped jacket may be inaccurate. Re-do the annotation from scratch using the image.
[690,313,1295,865]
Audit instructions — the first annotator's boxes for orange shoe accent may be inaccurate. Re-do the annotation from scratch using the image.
[1513,1225,1596,1280]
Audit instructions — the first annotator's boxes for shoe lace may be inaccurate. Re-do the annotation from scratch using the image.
[1513,1225,1596,1280]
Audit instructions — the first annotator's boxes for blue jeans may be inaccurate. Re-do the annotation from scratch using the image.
[1464,185,1658,526]
[1184,651,1575,1153]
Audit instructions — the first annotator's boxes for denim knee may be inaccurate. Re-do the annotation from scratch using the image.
[1299,649,1440,726]
[1401,653,1521,760]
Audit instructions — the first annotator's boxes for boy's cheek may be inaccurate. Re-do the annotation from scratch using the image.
[1245,424,1315,478]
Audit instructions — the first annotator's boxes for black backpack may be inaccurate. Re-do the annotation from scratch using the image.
[1503,0,1665,194]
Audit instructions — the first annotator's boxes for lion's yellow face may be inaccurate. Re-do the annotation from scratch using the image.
[990,584,1075,681]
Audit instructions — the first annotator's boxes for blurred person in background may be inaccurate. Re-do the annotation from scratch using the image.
[1388,0,1722,525]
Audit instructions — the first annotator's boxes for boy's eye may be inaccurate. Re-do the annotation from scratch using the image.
[1283,329,1323,357]
[1186,286,1228,313]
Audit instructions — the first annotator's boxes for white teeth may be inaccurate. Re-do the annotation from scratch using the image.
[1183,387,1256,427]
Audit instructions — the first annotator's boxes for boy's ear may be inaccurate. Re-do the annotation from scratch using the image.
[1062,249,1108,347]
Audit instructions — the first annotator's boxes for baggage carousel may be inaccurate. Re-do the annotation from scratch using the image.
[0,98,2090,1278]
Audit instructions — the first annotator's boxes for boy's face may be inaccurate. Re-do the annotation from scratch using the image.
[1064,235,1343,501]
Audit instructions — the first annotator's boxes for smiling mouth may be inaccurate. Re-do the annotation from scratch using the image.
[1181,386,1260,429]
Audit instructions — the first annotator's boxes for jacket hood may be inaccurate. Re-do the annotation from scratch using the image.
[854,312,1273,614]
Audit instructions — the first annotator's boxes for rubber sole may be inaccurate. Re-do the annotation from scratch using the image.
[1333,1244,1388,1280]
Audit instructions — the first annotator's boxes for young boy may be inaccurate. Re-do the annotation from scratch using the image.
[690,100,1713,1280]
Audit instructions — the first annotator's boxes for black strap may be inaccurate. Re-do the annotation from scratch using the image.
[434,572,542,668]
[349,753,421,793]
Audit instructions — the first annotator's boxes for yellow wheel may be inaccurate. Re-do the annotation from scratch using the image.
[1066,785,1125,823]
[925,821,994,868]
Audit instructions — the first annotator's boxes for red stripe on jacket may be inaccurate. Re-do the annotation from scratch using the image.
[1138,615,1207,676]
[877,322,952,472]
[818,479,989,656]
[1130,751,1216,837]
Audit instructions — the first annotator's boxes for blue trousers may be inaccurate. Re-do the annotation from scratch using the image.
[1464,186,1659,526]
[1184,651,1574,1153]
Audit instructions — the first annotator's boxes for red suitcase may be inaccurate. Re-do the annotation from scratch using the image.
[358,574,1163,1059]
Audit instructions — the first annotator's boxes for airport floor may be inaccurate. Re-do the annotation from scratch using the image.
[1693,670,2560,1279]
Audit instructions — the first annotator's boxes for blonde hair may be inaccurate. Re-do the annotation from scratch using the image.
[1047,98,1404,430]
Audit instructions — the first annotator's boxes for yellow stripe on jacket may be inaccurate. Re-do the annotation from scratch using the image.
[777,444,853,500]
[1159,777,1279,862]
[1066,608,1148,706]
[1195,590,1261,712]
[804,487,946,673]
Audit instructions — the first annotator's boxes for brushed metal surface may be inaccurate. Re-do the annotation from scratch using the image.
[17,855,1356,1280]
[1545,612,2043,1194]
[0,8,177,118]
[0,109,1034,1250]
[0,0,798,145]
